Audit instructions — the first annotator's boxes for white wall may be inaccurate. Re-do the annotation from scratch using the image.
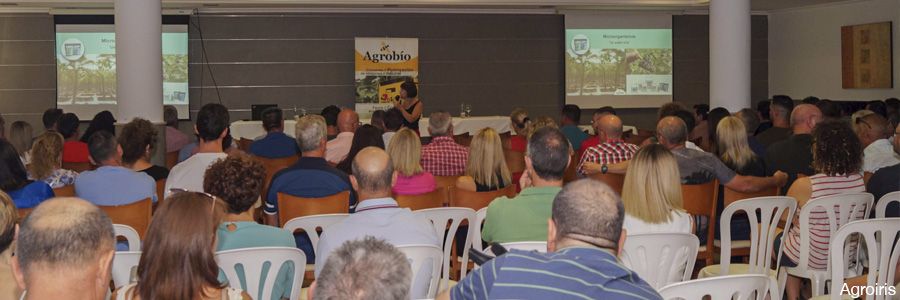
[768,0,899,101]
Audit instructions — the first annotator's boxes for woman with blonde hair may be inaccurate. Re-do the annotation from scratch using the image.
[456,128,512,192]
[8,121,32,165]
[621,144,693,233]
[26,132,77,188]
[387,128,436,195]
[508,109,531,152]
[0,191,23,299]
[717,117,764,176]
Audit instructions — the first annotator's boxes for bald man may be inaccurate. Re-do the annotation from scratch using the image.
[764,104,823,195]
[579,107,617,157]
[11,198,116,300]
[857,113,900,173]
[576,115,639,176]
[313,147,439,299]
[325,109,359,164]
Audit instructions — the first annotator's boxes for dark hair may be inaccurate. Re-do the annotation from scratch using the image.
[370,110,385,129]
[867,100,887,117]
[887,111,900,129]
[885,98,900,112]
[0,139,31,191]
[594,106,616,116]
[79,111,116,143]
[562,104,581,124]
[383,108,405,131]
[707,107,731,154]
[351,147,394,193]
[771,95,795,118]
[337,125,385,174]
[222,129,233,152]
[526,127,570,181]
[552,179,624,248]
[203,153,266,214]
[757,100,771,120]
[816,99,842,119]
[693,104,709,121]
[672,110,696,134]
[400,80,418,98]
[56,113,80,139]
[321,105,341,127]
[261,107,283,132]
[164,105,179,127]
[196,103,230,142]
[802,96,820,105]
[88,130,119,164]
[811,121,863,176]
[118,118,158,165]
[42,108,64,130]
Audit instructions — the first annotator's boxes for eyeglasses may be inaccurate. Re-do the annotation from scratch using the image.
[167,188,218,214]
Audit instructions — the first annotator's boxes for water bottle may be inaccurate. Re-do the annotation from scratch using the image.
[460,103,466,118]
[293,106,300,120]
[301,107,307,117]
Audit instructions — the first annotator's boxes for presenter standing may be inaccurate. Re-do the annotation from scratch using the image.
[393,80,423,136]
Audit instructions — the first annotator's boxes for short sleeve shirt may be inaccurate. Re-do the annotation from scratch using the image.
[264,157,356,214]
[671,147,736,185]
[62,141,90,163]
[421,136,469,176]
[481,186,562,243]
[561,125,590,151]
[248,132,301,159]
[576,139,639,175]
[75,166,158,205]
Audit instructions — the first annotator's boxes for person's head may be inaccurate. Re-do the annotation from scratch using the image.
[400,80,418,99]
[337,110,360,133]
[510,108,532,136]
[561,104,581,125]
[717,117,756,171]
[296,114,327,154]
[28,132,65,182]
[370,110,385,131]
[735,108,760,135]
[894,119,900,154]
[261,107,284,133]
[118,118,158,166]
[387,128,424,177]
[855,113,889,148]
[0,191,16,254]
[815,99,842,120]
[656,116,688,148]
[336,125,385,173]
[134,191,227,300]
[350,147,395,197]
[851,109,876,132]
[790,104,823,134]
[866,100,888,117]
[321,105,341,128]
[0,139,30,191]
[706,107,731,150]
[42,108,64,131]
[8,121,33,158]
[621,144,684,224]
[12,198,115,297]
[526,126,570,182]
[56,113,80,140]
[203,153,266,215]
[887,111,900,139]
[811,121,862,176]
[164,105,179,127]
[383,108,405,132]
[310,237,411,300]
[466,127,511,189]
[770,95,794,123]
[657,102,686,120]
[802,96,820,105]
[885,98,900,114]
[591,107,617,134]
[530,115,558,132]
[79,111,116,143]
[195,103,230,143]
[596,115,624,142]
[87,131,121,166]
[427,110,453,137]
[549,179,625,255]
[672,110,696,135]
[693,104,709,122]
[757,100,771,121]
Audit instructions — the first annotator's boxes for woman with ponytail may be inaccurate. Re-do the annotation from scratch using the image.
[27,132,77,188]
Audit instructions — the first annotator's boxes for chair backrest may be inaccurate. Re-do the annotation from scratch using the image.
[99,198,153,240]
[114,224,141,251]
[828,219,900,300]
[282,213,350,255]
[52,184,76,197]
[276,191,350,227]
[794,193,874,272]
[472,207,488,253]
[718,197,797,275]
[217,247,306,300]
[452,132,471,147]
[396,244,443,299]
[681,180,718,264]
[862,171,874,186]
[448,185,515,211]
[394,188,445,211]
[258,155,297,204]
[155,178,166,204]
[111,251,142,289]
[433,175,461,188]
[500,241,548,253]
[722,186,779,207]
[239,137,253,152]
[620,233,699,290]
[503,149,526,174]
[416,207,477,288]
[63,161,95,173]
[658,274,770,300]
[16,207,31,218]
[165,151,179,170]
[586,172,626,196]
[876,191,899,219]
[562,153,579,183]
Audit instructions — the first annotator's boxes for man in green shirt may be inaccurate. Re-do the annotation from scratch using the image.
[482,126,570,243]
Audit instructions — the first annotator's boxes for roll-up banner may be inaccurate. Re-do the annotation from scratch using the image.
[354,37,418,119]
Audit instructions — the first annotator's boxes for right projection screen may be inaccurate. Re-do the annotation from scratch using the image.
[565,13,673,109]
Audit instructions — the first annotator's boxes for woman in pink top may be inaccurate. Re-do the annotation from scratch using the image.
[387,128,437,195]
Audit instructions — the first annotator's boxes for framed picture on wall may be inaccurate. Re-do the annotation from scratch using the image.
[841,21,892,88]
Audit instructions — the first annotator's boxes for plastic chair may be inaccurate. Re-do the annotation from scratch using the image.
[52,184,76,197]
[503,149,526,174]
[876,191,899,218]
[394,188,445,211]
[276,191,350,227]
[114,224,141,251]
[681,179,718,265]
[99,198,152,240]
[820,219,900,300]
[472,207,488,253]
[397,244,443,299]
[62,161,95,173]
[165,151,179,170]
[658,274,770,300]
[217,247,306,300]
[586,172,625,196]
[620,232,699,290]
[716,186,780,259]
[111,251,141,289]
[500,241,547,252]
[416,207,477,289]
[282,214,350,255]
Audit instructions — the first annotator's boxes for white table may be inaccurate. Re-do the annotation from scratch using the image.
[231,116,512,139]
[577,125,638,136]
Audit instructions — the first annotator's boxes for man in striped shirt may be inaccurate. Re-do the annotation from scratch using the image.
[438,179,662,300]
[577,115,639,176]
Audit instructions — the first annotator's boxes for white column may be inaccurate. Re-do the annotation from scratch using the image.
[709,0,751,112]
[115,0,162,123]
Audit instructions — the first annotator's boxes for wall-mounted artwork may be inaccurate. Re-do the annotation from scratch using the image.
[842,21,892,88]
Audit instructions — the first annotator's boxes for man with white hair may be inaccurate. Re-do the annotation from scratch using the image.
[309,237,412,300]
[421,110,468,176]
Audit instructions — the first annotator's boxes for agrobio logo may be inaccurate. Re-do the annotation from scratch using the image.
[363,41,412,63]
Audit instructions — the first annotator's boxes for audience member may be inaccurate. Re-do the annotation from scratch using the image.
[0,191,22,299]
[579,106,617,157]
[508,108,532,152]
[57,113,90,163]
[110,192,251,300]
[802,96,819,105]
[560,104,589,151]
[867,122,899,218]
[482,126,569,243]
[887,111,900,142]
[0,139,53,209]
[456,127,512,192]
[205,153,295,300]
[26,132,77,188]
[165,103,230,193]
[702,107,730,153]
[41,108,64,133]
[314,147,439,299]
[387,128,437,196]
[755,100,773,135]
[11,198,115,300]
[531,115,558,131]
[78,111,116,144]
[421,110,469,176]
[382,108,405,146]
[735,108,766,157]
[815,99,842,120]
[119,118,169,181]
[718,117,765,177]
[756,95,794,146]
[164,105,190,153]
[75,131,156,205]
[886,98,900,115]
[856,113,899,173]
[321,105,341,140]
[672,110,704,151]
[8,121,33,165]
[370,109,386,132]
[394,80,423,134]
[325,109,359,164]
[336,124,385,174]
[248,107,301,159]
[866,100,887,117]
[764,104,822,195]
[310,237,411,300]
[440,179,662,300]
[850,109,875,132]
[657,102,686,120]
[577,115,638,176]
[689,103,709,148]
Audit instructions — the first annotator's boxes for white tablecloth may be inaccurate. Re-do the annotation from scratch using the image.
[578,125,638,136]
[231,116,512,139]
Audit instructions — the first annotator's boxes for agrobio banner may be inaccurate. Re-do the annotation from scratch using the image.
[354,37,418,119]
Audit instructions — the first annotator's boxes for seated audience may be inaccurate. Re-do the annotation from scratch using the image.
[657,102,686,121]
[336,124,385,174]
[248,107,301,159]
[851,109,875,132]
[75,131,156,205]
[8,121,32,165]
[0,139,53,209]
[756,100,773,135]
[577,115,638,176]
[672,110,704,151]
[560,104,589,151]
[325,109,359,164]
[110,192,251,300]
[165,103,230,193]
[26,132,77,188]
[702,107,730,153]
[421,111,469,176]
[78,111,116,144]
[119,118,169,181]
[164,105,190,153]
[802,96,820,105]
[816,99,842,121]
[579,106,617,157]
[314,147,440,299]
[387,128,436,196]
[321,105,341,140]
[456,127,512,192]
[11,198,115,300]
[482,127,569,243]
[508,108,532,152]
[370,109,385,132]
[440,179,662,300]
[205,153,295,300]
[867,100,887,117]
[718,117,765,177]
[764,104,822,195]
[867,122,899,218]
[41,108,64,133]
[888,111,899,142]
[756,95,794,146]
[734,108,766,157]
[689,103,709,148]
[310,237,411,300]
[0,191,22,299]
[57,113,90,163]
[856,113,899,173]
[382,108,405,146]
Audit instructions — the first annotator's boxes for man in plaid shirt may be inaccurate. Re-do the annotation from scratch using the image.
[576,115,639,176]
[421,110,469,176]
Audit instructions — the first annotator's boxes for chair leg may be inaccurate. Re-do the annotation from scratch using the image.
[810,273,826,297]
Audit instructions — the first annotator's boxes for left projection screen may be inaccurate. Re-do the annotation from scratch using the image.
[56,24,189,121]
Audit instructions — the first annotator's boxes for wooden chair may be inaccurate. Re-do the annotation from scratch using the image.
[255,155,300,203]
[166,151,179,170]
[586,172,626,196]
[453,132,471,147]
[239,137,253,152]
[63,161,95,173]
[393,188,445,211]
[276,191,350,227]
[562,153,579,183]
[624,134,652,146]
[863,171,874,186]
[52,184,76,197]
[681,179,719,266]
[99,198,153,240]
[715,186,780,260]
[637,128,656,136]
[155,179,167,203]
[503,149,526,174]
[17,207,32,218]
[449,185,516,211]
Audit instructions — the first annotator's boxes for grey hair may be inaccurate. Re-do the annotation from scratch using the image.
[313,236,411,300]
[16,198,115,274]
[657,117,688,145]
[552,179,624,246]
[736,108,760,133]
[428,111,452,136]
[351,148,394,194]
[163,105,178,126]
[296,114,327,152]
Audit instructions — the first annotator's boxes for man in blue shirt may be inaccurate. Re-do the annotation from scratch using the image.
[560,104,590,151]
[440,179,662,300]
[75,131,157,206]
[248,107,301,158]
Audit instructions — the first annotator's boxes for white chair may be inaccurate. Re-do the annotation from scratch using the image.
[621,233,699,290]
[397,244,443,299]
[658,274,771,300]
[500,241,548,253]
[111,251,141,289]
[417,207,477,289]
[216,246,306,300]
[282,213,350,255]
[472,207,488,253]
[786,193,874,297]
[114,224,141,251]
[876,191,899,218]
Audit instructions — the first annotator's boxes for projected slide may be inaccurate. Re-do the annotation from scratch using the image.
[565,29,672,108]
[55,25,188,120]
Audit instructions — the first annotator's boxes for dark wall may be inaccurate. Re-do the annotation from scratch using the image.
[0,14,57,132]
